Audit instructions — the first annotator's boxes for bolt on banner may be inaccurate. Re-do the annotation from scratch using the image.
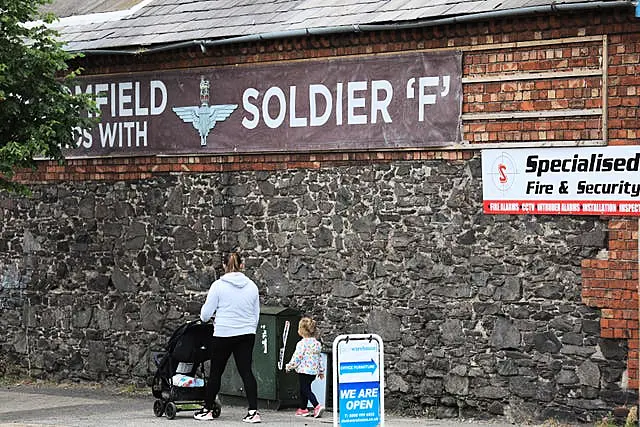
[333,334,384,427]
[482,146,640,216]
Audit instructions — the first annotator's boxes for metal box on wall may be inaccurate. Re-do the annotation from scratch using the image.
[220,306,301,408]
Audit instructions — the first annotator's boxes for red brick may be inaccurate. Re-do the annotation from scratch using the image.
[601,328,615,338]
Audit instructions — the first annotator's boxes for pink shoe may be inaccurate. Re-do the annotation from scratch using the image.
[313,405,325,418]
[295,408,310,417]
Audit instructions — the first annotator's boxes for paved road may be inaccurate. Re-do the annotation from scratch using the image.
[0,383,578,427]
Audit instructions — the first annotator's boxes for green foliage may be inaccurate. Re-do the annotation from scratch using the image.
[541,419,572,427]
[117,383,150,397]
[0,0,97,193]
[625,406,638,427]
[595,413,620,427]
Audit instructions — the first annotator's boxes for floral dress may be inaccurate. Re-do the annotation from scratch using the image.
[286,337,324,375]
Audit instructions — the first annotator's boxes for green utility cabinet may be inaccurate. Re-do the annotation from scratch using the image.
[220,306,301,408]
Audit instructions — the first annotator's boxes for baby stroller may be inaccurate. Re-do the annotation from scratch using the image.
[151,320,221,420]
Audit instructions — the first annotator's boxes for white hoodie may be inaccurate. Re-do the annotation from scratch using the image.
[200,272,260,337]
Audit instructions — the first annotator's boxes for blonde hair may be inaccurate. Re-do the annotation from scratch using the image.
[224,252,242,273]
[298,317,317,338]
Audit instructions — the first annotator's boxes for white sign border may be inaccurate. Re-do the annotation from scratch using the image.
[481,146,640,216]
[332,333,385,427]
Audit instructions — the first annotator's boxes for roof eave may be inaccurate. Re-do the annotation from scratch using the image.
[71,0,635,56]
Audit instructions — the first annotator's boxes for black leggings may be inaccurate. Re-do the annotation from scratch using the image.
[298,373,319,409]
[205,334,258,410]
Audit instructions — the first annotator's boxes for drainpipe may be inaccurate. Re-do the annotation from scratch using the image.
[77,1,633,56]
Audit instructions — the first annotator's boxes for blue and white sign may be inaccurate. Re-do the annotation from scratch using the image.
[333,334,385,427]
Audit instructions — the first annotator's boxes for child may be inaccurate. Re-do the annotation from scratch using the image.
[285,317,325,418]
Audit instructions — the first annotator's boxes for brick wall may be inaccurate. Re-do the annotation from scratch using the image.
[463,40,605,144]
[11,8,640,395]
[14,151,473,183]
[608,32,640,145]
[582,219,639,390]
[14,10,638,183]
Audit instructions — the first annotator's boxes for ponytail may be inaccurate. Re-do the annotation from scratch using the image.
[224,252,242,273]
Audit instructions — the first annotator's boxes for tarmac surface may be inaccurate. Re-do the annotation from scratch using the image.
[0,382,586,427]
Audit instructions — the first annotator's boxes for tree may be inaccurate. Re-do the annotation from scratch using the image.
[0,0,96,193]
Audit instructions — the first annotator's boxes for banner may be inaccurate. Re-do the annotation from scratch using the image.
[67,51,462,158]
[482,146,640,216]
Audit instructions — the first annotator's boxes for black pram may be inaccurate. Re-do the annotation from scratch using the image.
[151,320,221,420]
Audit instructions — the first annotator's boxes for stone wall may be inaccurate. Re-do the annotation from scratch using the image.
[1,156,636,422]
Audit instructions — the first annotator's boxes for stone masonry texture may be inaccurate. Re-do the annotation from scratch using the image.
[1,158,637,423]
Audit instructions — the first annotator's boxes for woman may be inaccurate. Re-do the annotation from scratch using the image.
[194,252,261,423]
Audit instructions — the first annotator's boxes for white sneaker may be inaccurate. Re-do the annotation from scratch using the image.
[194,409,214,421]
[242,410,261,423]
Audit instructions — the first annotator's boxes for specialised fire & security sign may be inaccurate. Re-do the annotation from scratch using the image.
[482,146,640,216]
[67,51,461,157]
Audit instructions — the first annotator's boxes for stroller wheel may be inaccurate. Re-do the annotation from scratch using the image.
[165,402,177,420]
[211,405,221,418]
[153,399,165,417]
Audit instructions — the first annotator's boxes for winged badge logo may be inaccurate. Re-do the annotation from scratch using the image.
[172,77,238,146]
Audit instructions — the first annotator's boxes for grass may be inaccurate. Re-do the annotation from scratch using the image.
[624,406,638,427]
[116,383,150,397]
[0,375,150,398]
[542,419,572,427]
[593,409,639,427]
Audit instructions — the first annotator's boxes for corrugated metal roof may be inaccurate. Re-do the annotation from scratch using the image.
[42,0,633,53]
